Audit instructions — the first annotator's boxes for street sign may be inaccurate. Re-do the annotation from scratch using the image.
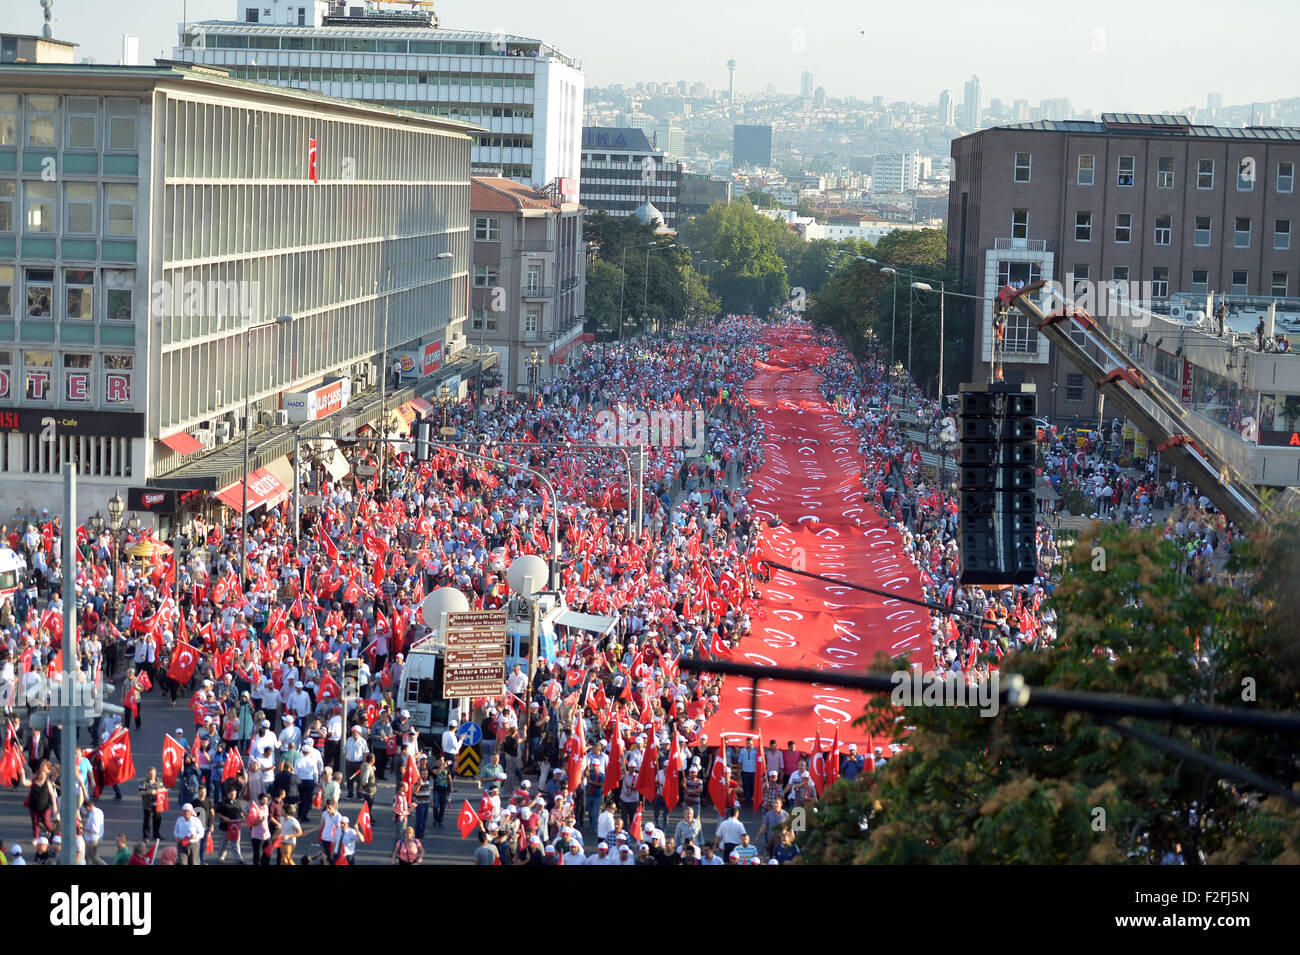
[456,746,480,777]
[355,465,377,478]
[442,610,507,698]
[456,721,483,746]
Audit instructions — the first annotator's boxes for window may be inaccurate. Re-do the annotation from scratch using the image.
[524,311,539,334]
[106,100,137,151]
[0,350,10,401]
[63,354,92,404]
[104,270,134,322]
[1077,154,1094,185]
[1114,213,1132,243]
[1237,157,1255,191]
[1066,374,1084,403]
[66,97,98,150]
[470,307,497,331]
[473,265,499,288]
[1011,209,1028,239]
[1197,158,1214,189]
[25,182,55,233]
[1190,268,1209,294]
[1153,215,1172,246]
[64,183,96,234]
[474,217,500,241]
[1280,162,1295,194]
[1234,217,1251,249]
[1013,152,1031,182]
[1117,155,1135,187]
[25,269,53,319]
[105,184,137,236]
[26,95,57,148]
[1272,272,1289,297]
[103,354,133,404]
[1111,266,1129,282]
[0,181,12,232]
[1151,267,1169,299]
[1075,211,1092,242]
[1070,264,1090,296]
[1231,270,1249,294]
[64,270,94,321]
[1275,219,1291,251]
[24,351,53,401]
[1156,157,1175,189]
[0,93,16,145]
[0,266,12,318]
[1194,215,1212,247]
[526,264,543,295]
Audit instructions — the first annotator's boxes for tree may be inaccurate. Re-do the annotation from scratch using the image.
[747,190,780,209]
[796,518,1300,865]
[681,200,789,315]
[585,259,625,341]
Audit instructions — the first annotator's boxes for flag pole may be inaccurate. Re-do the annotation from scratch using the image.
[59,463,79,865]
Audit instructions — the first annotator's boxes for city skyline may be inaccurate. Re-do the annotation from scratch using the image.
[20,0,1300,116]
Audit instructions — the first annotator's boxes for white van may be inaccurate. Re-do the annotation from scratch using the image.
[0,548,25,602]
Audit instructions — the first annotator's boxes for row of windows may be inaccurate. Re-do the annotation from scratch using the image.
[162,182,467,262]
[0,349,134,406]
[0,266,134,324]
[1013,151,1296,193]
[162,97,470,182]
[1009,207,1292,250]
[0,94,139,151]
[1,181,137,237]
[195,34,543,56]
[227,67,535,89]
[0,434,133,477]
[1069,263,1290,298]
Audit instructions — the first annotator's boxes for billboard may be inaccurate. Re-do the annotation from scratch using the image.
[282,376,351,423]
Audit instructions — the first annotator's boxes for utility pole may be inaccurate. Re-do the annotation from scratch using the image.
[59,464,78,865]
[379,265,392,498]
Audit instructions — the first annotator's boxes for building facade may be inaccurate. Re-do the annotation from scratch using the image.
[872,150,922,194]
[580,126,681,228]
[680,172,731,218]
[733,124,772,168]
[469,177,587,392]
[948,113,1300,454]
[0,62,471,523]
[962,75,981,132]
[178,0,583,193]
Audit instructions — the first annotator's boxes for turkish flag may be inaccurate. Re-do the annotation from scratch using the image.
[603,725,624,797]
[318,671,342,702]
[39,606,63,641]
[98,727,136,787]
[663,730,681,812]
[308,138,318,182]
[809,728,827,797]
[356,800,373,843]
[457,800,480,839]
[825,723,841,789]
[168,641,200,684]
[634,739,657,803]
[222,747,244,782]
[630,802,643,841]
[707,739,729,816]
[0,741,23,788]
[361,700,380,728]
[342,580,362,605]
[161,734,185,788]
[753,738,767,813]
[403,751,420,800]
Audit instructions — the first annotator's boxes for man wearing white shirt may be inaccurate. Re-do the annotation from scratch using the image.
[285,681,312,720]
[278,714,302,752]
[563,842,587,865]
[295,740,324,823]
[596,803,616,841]
[173,803,204,865]
[505,665,528,699]
[82,798,105,864]
[441,721,462,762]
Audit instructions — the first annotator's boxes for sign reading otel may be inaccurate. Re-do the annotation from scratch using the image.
[442,609,507,698]
[282,377,351,423]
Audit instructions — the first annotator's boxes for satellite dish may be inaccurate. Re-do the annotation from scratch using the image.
[420,586,469,627]
[506,554,548,596]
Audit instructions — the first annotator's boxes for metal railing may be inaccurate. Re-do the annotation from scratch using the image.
[515,239,554,252]
[993,237,1048,251]
[523,285,554,298]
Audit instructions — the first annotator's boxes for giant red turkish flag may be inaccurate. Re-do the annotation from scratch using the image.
[168,641,200,684]
[161,734,185,788]
[98,727,136,787]
[700,334,930,753]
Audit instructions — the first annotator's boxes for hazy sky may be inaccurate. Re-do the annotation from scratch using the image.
[23,0,1300,113]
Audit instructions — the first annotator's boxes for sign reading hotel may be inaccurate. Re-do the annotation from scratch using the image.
[442,609,507,698]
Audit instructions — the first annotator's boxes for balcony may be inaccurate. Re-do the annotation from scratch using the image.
[994,237,1048,251]
[523,286,554,299]
[515,239,554,252]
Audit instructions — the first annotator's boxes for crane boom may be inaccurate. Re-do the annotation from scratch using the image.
[998,281,1266,528]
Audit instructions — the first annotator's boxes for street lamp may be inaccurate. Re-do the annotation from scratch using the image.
[240,313,293,577]
[911,281,945,410]
[437,381,455,437]
[880,267,900,366]
[527,347,542,395]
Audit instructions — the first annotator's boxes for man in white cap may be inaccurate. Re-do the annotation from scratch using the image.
[174,803,204,865]
[278,714,302,751]
[285,681,312,721]
[441,720,462,763]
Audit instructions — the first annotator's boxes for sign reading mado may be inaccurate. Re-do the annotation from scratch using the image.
[442,609,508,698]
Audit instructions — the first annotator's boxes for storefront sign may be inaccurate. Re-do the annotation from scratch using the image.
[282,376,351,422]
[0,408,145,438]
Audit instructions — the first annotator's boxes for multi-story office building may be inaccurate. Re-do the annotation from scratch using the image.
[178,0,582,193]
[580,126,681,228]
[0,62,471,524]
[653,123,685,159]
[679,173,731,218]
[800,71,814,99]
[872,150,922,193]
[937,89,954,127]
[948,114,1300,465]
[733,124,772,168]
[469,176,587,392]
[962,75,982,131]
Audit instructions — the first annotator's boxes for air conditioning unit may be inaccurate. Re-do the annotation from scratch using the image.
[275,410,289,426]
[214,421,232,443]
[259,410,277,427]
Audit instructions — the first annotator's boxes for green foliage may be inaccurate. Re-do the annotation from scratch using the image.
[797,518,1300,865]
[585,259,625,339]
[747,190,780,209]
[680,199,789,315]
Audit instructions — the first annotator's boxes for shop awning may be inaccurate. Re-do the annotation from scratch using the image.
[388,408,411,436]
[314,438,350,481]
[160,431,204,456]
[396,402,419,425]
[556,609,619,636]
[215,462,291,513]
[409,397,434,416]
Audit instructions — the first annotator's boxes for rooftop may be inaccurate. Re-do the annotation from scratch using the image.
[988,113,1300,141]
[471,176,573,213]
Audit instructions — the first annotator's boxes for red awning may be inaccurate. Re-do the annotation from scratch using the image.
[215,466,289,513]
[160,431,204,456]
[396,402,419,425]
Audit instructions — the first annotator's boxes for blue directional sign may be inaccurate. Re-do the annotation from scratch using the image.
[456,721,483,746]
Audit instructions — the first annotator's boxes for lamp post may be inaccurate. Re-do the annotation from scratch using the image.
[240,313,293,576]
[526,347,542,395]
[879,266,900,365]
[910,281,945,409]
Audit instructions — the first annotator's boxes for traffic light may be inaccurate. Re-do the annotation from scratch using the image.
[341,657,361,698]
[958,383,1038,585]
[415,419,431,462]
